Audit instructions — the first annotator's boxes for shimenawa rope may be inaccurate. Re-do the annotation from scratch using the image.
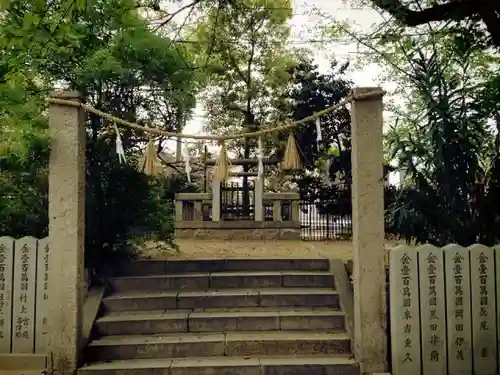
[47,89,385,178]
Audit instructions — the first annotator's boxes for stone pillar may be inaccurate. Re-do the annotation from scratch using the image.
[291,200,299,221]
[175,200,183,221]
[272,200,281,222]
[47,91,86,375]
[254,175,264,222]
[193,200,202,221]
[212,179,221,222]
[350,87,387,374]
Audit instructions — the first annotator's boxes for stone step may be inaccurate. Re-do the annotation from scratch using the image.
[85,332,351,362]
[103,289,341,312]
[118,258,330,276]
[109,271,335,293]
[95,308,346,335]
[79,355,358,375]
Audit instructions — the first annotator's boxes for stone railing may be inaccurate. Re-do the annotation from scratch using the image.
[174,191,301,240]
[263,192,300,222]
[174,192,300,223]
[175,193,212,222]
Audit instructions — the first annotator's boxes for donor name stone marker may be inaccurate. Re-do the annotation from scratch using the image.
[469,245,496,375]
[0,236,14,352]
[418,245,446,375]
[444,244,472,375]
[12,237,38,353]
[389,246,421,375]
[35,237,50,353]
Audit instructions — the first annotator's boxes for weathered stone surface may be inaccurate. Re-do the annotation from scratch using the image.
[103,292,178,312]
[281,272,333,287]
[48,90,86,375]
[418,245,446,375]
[389,246,421,375]
[0,353,47,370]
[279,310,345,331]
[96,312,189,335]
[0,236,14,352]
[188,311,280,332]
[223,259,329,272]
[86,334,225,361]
[109,274,209,293]
[170,357,260,375]
[259,289,340,308]
[175,228,300,240]
[119,259,329,276]
[469,244,496,375]
[78,359,173,375]
[260,357,359,375]
[80,256,352,374]
[82,286,106,349]
[12,237,38,353]
[444,244,472,375]
[225,332,350,356]
[279,229,301,240]
[178,290,260,309]
[35,237,50,354]
[350,87,387,374]
[78,357,359,375]
[496,245,500,369]
[210,272,282,289]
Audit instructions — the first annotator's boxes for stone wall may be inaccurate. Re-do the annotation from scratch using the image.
[175,221,301,240]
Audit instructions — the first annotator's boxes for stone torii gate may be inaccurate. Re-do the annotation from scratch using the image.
[45,88,387,375]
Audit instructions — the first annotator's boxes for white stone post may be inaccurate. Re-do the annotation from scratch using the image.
[47,91,86,375]
[254,174,264,222]
[212,179,221,222]
[350,87,387,373]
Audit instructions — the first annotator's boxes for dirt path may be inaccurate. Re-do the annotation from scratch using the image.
[137,239,408,260]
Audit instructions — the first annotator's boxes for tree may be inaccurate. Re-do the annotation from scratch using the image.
[384,40,500,245]
[369,0,500,48]
[192,0,297,214]
[0,0,201,271]
[325,0,500,245]
[276,58,352,195]
[276,58,396,217]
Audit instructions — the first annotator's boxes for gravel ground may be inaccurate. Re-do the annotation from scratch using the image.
[136,239,408,260]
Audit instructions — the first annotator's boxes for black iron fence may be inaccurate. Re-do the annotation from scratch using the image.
[298,183,353,240]
[220,181,255,220]
[299,200,353,241]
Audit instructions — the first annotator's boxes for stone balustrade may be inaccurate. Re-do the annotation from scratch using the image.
[173,190,301,240]
[175,193,211,222]
[174,192,300,223]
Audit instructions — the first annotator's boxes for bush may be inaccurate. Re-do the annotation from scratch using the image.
[1,132,179,276]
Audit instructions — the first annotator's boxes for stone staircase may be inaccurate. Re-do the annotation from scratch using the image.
[79,258,358,375]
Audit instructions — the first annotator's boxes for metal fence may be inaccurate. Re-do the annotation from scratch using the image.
[299,200,352,241]
[221,181,255,221]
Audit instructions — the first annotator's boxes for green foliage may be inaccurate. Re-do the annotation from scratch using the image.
[193,0,296,153]
[276,58,352,181]
[321,1,500,245]
[277,58,396,217]
[0,0,201,272]
[0,69,49,238]
[385,43,500,245]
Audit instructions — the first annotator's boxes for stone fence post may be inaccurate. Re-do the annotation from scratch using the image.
[212,179,221,221]
[47,91,86,375]
[350,87,387,374]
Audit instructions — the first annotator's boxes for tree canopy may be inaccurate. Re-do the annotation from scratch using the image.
[0,0,201,271]
[369,0,500,48]
[3,0,500,257]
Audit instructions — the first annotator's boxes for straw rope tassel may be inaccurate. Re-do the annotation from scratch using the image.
[282,133,301,171]
[143,138,158,176]
[214,140,230,181]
